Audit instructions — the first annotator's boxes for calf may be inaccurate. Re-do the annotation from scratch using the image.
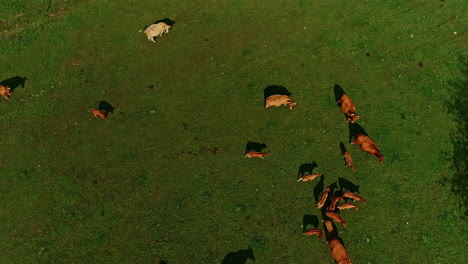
[245,152,268,158]
[90,109,108,120]
[140,22,171,42]
[0,85,12,99]
[265,94,296,109]
[337,94,359,123]
[343,152,355,171]
[351,134,384,162]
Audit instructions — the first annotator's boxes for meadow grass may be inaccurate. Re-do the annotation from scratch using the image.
[0,0,467,263]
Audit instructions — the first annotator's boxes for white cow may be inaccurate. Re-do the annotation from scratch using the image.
[140,22,171,42]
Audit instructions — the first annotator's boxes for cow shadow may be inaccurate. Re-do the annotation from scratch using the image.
[339,142,347,155]
[97,101,115,115]
[297,161,318,178]
[348,122,368,143]
[333,84,346,102]
[312,174,325,202]
[0,76,28,92]
[263,85,292,101]
[221,246,255,264]
[302,214,320,232]
[339,142,348,166]
[153,18,176,27]
[245,141,267,154]
[338,177,360,193]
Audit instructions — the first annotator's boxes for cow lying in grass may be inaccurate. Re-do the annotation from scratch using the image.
[0,85,12,100]
[265,94,296,109]
[140,22,171,42]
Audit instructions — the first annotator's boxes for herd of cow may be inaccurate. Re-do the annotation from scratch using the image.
[2,19,383,264]
[244,92,383,264]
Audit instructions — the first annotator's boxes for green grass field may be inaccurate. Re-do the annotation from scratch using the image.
[0,0,467,263]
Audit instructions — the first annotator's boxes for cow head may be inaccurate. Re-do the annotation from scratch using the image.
[378,155,385,163]
[347,111,359,123]
[288,100,296,109]
[5,87,12,98]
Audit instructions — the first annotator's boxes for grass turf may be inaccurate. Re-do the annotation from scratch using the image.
[0,0,467,263]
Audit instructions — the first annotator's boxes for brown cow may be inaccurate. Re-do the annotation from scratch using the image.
[328,238,352,264]
[351,134,384,162]
[342,191,366,204]
[0,85,12,99]
[297,173,321,182]
[245,152,268,158]
[337,94,359,123]
[328,196,344,211]
[316,187,331,208]
[323,220,351,264]
[90,109,108,120]
[265,94,296,109]
[303,229,323,239]
[343,152,355,171]
[326,211,347,227]
[337,203,359,211]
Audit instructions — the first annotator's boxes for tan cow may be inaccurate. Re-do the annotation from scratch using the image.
[337,94,359,123]
[351,134,384,162]
[0,85,12,99]
[140,22,171,42]
[265,94,296,109]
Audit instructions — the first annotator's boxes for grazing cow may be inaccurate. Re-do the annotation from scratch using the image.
[316,187,331,208]
[337,94,359,123]
[342,191,366,204]
[343,152,355,171]
[90,109,108,120]
[303,229,323,239]
[328,196,344,211]
[324,219,335,234]
[245,152,268,158]
[351,134,384,162]
[0,85,12,99]
[297,173,321,182]
[328,238,352,264]
[326,211,347,227]
[140,22,171,42]
[265,94,296,109]
[337,203,359,211]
